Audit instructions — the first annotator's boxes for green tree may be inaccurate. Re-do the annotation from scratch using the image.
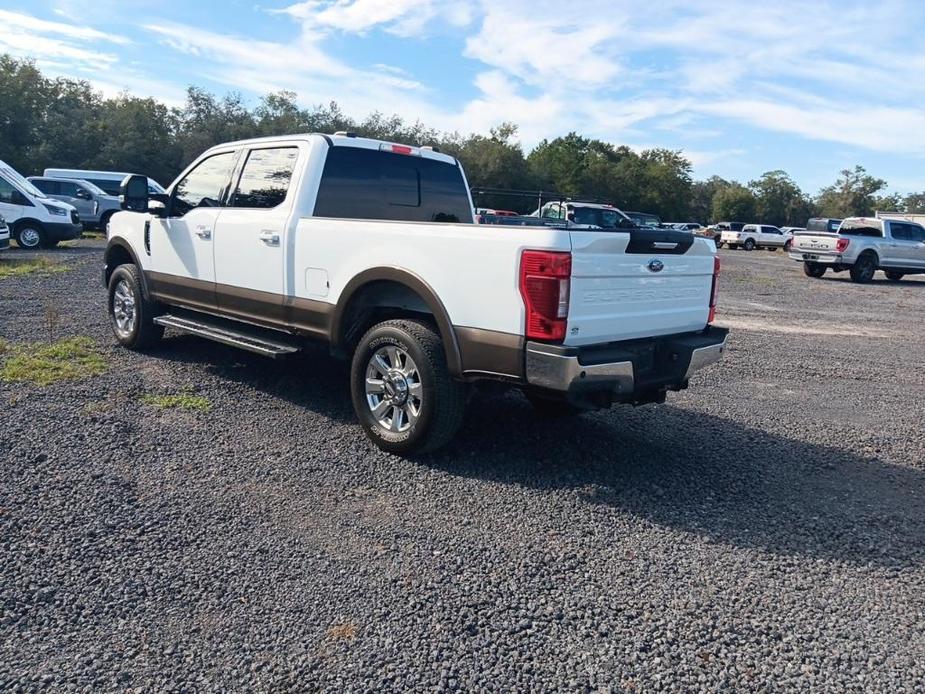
[0,56,48,173]
[903,192,925,213]
[749,170,814,226]
[690,176,731,224]
[815,166,887,217]
[712,184,757,222]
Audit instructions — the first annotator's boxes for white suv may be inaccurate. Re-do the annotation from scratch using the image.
[721,224,792,251]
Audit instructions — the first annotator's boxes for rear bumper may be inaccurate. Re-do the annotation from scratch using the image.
[525,326,729,403]
[788,250,846,265]
[45,221,83,242]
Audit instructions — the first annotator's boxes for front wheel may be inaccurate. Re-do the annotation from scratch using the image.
[351,319,467,455]
[107,264,163,349]
[850,254,877,283]
[15,223,45,250]
[803,262,826,278]
[885,270,904,282]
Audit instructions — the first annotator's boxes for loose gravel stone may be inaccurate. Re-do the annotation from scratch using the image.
[0,241,924,692]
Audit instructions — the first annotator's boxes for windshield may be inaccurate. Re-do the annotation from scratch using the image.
[1,166,46,199]
[572,206,623,228]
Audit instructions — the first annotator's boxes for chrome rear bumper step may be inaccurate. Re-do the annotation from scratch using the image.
[154,313,301,358]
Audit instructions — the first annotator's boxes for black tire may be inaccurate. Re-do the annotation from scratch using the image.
[885,270,904,282]
[99,210,116,232]
[525,392,583,418]
[803,262,826,278]
[107,264,163,350]
[850,253,877,284]
[14,222,45,250]
[743,238,756,251]
[784,240,793,252]
[351,319,466,455]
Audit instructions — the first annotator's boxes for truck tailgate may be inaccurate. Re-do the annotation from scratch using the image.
[791,232,839,253]
[566,230,715,347]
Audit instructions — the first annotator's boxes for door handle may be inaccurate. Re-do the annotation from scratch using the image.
[195,225,212,239]
[258,230,280,246]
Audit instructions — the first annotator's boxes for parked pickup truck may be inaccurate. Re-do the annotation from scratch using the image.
[790,217,925,282]
[104,133,727,453]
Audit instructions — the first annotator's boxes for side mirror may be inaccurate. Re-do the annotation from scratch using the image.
[75,188,92,200]
[120,174,149,212]
[11,189,29,206]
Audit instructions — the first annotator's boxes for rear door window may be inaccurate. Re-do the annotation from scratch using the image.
[313,147,471,223]
[231,147,299,209]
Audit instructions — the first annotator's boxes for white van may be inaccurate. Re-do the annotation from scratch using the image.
[43,168,166,197]
[0,160,83,249]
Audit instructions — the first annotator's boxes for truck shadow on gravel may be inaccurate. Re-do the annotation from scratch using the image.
[153,338,924,569]
[428,396,925,569]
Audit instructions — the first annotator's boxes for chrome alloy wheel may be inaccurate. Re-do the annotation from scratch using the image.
[365,346,423,433]
[112,279,136,337]
[18,227,41,248]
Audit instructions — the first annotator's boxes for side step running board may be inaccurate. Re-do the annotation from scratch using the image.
[154,313,301,358]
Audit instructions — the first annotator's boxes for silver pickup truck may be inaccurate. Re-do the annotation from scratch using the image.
[789,217,925,282]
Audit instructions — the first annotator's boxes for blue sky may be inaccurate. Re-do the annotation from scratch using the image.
[2,0,924,195]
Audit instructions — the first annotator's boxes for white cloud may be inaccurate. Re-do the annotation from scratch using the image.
[276,0,473,36]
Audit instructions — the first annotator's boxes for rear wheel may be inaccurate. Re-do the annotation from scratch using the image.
[14,223,45,250]
[885,270,904,282]
[850,253,877,283]
[803,262,826,278]
[743,238,756,251]
[351,319,467,455]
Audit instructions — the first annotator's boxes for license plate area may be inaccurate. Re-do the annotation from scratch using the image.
[802,253,819,261]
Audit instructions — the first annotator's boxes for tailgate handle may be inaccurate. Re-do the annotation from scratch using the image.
[652,242,678,249]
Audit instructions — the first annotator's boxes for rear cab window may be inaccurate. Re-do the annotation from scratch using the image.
[313,146,472,223]
[839,220,883,237]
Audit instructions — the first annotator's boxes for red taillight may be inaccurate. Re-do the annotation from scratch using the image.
[379,143,418,156]
[708,255,720,323]
[835,237,850,253]
[520,250,571,342]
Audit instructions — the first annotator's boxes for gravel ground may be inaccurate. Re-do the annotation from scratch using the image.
[1,241,924,692]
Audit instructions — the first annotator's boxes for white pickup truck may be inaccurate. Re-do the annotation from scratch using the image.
[790,217,925,282]
[104,133,727,453]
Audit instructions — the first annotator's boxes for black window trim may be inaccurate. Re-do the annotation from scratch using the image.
[227,145,300,210]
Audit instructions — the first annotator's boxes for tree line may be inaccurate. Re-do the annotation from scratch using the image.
[2,55,922,225]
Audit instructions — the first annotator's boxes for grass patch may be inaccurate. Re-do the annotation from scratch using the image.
[140,392,212,412]
[0,256,68,280]
[0,336,107,386]
[326,623,357,642]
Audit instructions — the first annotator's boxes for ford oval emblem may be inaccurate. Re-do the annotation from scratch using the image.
[647,259,664,273]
